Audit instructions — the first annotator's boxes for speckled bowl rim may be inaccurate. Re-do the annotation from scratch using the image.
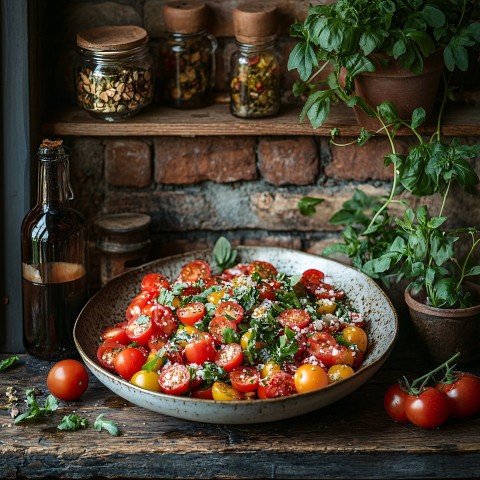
[74,246,399,421]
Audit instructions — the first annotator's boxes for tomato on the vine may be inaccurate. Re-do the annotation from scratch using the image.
[384,383,409,423]
[404,387,451,429]
[437,373,480,419]
[47,359,89,401]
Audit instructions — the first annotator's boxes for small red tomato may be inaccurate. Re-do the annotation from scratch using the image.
[179,260,211,284]
[257,372,296,399]
[184,333,217,365]
[177,302,206,326]
[384,384,409,423]
[158,364,191,395]
[113,347,147,381]
[47,359,89,401]
[230,366,260,393]
[437,373,480,419]
[214,301,244,324]
[214,343,243,372]
[278,309,311,329]
[140,272,170,294]
[405,387,451,429]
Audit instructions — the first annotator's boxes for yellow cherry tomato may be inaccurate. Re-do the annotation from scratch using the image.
[171,296,181,309]
[335,347,354,366]
[207,290,225,305]
[175,325,201,348]
[211,381,245,401]
[130,370,161,392]
[260,360,282,379]
[294,363,329,393]
[342,326,368,353]
[327,364,355,382]
[240,331,264,351]
[316,299,337,315]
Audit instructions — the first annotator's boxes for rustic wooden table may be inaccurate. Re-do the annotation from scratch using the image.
[1,325,479,480]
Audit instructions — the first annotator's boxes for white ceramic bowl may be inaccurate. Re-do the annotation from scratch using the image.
[74,246,398,424]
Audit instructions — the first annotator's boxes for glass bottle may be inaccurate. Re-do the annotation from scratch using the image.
[160,1,217,109]
[75,25,155,122]
[229,4,281,118]
[21,139,88,359]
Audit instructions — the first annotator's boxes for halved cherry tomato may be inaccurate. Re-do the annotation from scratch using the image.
[300,269,325,288]
[140,272,170,294]
[207,290,225,305]
[158,363,191,395]
[327,364,354,382]
[258,372,296,399]
[230,366,260,393]
[307,332,338,366]
[215,301,244,324]
[113,347,147,381]
[214,343,243,372]
[130,370,162,392]
[405,387,451,429]
[222,263,250,280]
[177,302,206,326]
[384,383,409,423]
[126,291,154,322]
[184,333,217,364]
[248,260,278,279]
[144,303,177,338]
[212,381,245,401]
[240,331,264,350]
[147,333,167,354]
[100,322,129,345]
[278,309,311,329]
[436,373,480,419]
[294,363,328,393]
[180,285,202,297]
[257,281,276,300]
[313,282,346,300]
[97,341,127,372]
[179,260,211,284]
[208,316,237,343]
[191,385,214,399]
[260,360,282,379]
[126,314,155,345]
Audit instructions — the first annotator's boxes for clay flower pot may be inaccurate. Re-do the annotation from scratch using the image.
[404,283,480,366]
[353,49,445,130]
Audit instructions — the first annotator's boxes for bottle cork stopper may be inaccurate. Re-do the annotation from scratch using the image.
[163,1,208,34]
[77,25,149,51]
[41,139,63,149]
[233,3,278,44]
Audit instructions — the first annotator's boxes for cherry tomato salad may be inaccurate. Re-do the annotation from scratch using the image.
[97,257,368,400]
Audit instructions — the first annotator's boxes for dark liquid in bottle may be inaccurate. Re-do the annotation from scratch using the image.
[22,262,87,359]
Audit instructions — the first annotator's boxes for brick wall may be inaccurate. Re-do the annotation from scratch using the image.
[43,1,480,290]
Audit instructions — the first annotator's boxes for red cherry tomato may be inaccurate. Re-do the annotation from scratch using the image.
[214,301,244,324]
[100,322,129,345]
[248,260,278,279]
[230,366,260,393]
[208,316,238,343]
[257,371,296,399]
[177,302,206,326]
[47,359,89,401]
[97,341,127,372]
[158,364,191,395]
[278,309,311,329]
[384,384,409,423]
[148,333,167,354]
[184,333,217,364]
[307,332,339,367]
[140,272,170,294]
[405,387,451,429]
[214,343,243,372]
[313,282,346,300]
[126,291,154,322]
[301,268,325,285]
[126,314,155,345]
[113,347,147,381]
[257,281,276,300]
[191,385,214,399]
[179,260,211,284]
[143,303,177,338]
[437,373,480,419]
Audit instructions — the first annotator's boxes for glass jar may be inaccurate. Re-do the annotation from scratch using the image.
[229,39,281,118]
[229,4,281,118]
[75,25,155,122]
[160,1,217,109]
[21,139,88,359]
[161,30,217,108]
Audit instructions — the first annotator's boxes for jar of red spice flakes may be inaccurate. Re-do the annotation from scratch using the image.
[160,1,217,109]
[229,3,281,118]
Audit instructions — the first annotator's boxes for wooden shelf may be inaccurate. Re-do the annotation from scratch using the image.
[42,102,480,137]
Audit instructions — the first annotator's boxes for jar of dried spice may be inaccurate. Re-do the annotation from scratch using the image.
[160,1,217,109]
[229,4,281,118]
[75,25,155,121]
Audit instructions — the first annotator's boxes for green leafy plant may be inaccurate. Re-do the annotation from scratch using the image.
[0,356,19,372]
[14,389,59,423]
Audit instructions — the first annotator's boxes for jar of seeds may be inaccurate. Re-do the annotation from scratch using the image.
[75,25,155,121]
[229,4,281,118]
[160,1,217,109]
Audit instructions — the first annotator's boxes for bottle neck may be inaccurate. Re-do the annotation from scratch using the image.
[37,158,73,207]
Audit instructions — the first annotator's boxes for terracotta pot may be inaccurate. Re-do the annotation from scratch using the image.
[353,49,444,130]
[404,283,480,366]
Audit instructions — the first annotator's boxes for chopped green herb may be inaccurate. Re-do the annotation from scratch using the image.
[0,355,19,371]
[57,414,88,431]
[94,413,120,436]
[14,389,58,423]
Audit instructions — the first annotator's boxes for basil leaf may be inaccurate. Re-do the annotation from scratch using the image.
[94,414,120,436]
[0,356,19,371]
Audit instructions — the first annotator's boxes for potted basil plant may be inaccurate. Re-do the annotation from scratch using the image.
[288,0,480,129]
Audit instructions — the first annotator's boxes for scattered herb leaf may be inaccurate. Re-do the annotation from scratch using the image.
[93,413,120,436]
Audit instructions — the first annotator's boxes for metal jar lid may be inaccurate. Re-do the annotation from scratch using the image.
[163,1,208,34]
[233,3,278,44]
[76,25,149,52]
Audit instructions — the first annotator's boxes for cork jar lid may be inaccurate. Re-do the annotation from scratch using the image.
[233,3,278,44]
[163,1,208,34]
[77,25,149,51]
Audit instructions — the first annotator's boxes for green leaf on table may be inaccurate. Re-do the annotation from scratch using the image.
[57,414,88,431]
[14,389,58,423]
[0,356,19,372]
[94,414,119,436]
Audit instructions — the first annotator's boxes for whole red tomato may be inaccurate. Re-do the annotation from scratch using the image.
[437,373,480,419]
[113,347,147,381]
[405,387,451,429]
[47,359,89,401]
[384,384,409,423]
